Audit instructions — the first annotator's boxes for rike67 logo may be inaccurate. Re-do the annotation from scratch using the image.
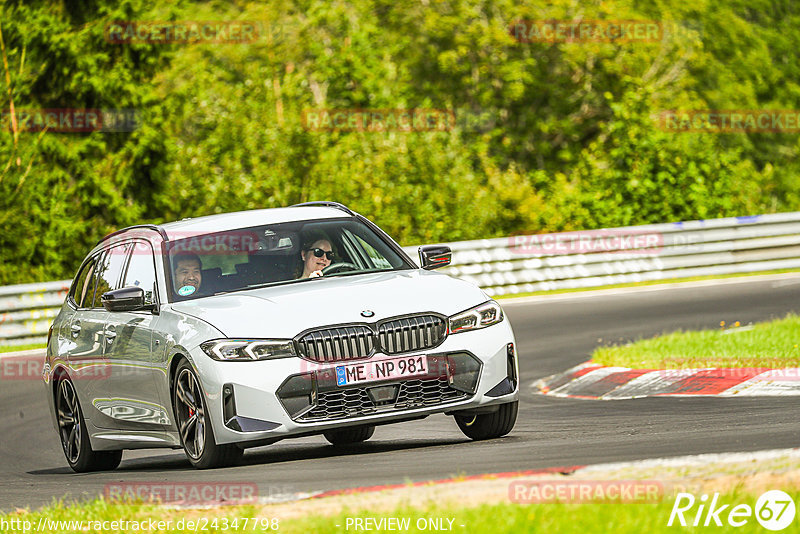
[668,490,796,531]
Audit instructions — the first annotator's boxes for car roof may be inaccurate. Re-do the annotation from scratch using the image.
[159,206,350,239]
[93,205,355,253]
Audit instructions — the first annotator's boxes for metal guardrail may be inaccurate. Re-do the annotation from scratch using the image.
[0,281,70,346]
[3,212,800,346]
[401,212,800,296]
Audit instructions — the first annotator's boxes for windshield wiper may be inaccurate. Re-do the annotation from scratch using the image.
[322,268,394,279]
[243,278,316,291]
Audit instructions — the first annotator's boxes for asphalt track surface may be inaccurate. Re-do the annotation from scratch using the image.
[1,275,799,511]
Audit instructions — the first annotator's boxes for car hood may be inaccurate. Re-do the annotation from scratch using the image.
[170,269,488,338]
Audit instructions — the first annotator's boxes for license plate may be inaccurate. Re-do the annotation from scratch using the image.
[336,355,427,386]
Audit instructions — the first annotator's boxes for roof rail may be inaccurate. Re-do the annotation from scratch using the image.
[290,201,355,216]
[96,224,169,246]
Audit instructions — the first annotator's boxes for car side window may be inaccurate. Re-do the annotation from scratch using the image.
[123,241,157,305]
[341,229,393,270]
[71,256,98,308]
[90,243,130,308]
[354,235,393,269]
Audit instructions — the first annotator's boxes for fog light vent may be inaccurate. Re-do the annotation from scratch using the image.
[507,343,517,387]
[447,352,482,394]
[276,373,316,419]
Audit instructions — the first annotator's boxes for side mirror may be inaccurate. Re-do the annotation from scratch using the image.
[419,245,452,270]
[101,286,152,312]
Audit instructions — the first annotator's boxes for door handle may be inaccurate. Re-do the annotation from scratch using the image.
[70,323,81,338]
[104,326,117,343]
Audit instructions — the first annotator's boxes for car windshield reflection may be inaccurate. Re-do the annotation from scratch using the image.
[166,218,412,302]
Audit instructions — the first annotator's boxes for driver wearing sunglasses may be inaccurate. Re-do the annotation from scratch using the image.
[299,239,336,279]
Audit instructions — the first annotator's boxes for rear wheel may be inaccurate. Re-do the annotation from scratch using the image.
[56,376,122,472]
[323,425,375,446]
[454,401,518,440]
[173,360,243,469]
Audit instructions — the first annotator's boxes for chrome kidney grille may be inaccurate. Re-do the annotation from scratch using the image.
[295,314,447,363]
[296,326,375,363]
[378,315,447,354]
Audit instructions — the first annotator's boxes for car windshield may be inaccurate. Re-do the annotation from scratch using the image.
[165,218,413,301]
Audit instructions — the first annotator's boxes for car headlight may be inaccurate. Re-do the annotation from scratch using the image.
[200,339,296,361]
[448,301,504,334]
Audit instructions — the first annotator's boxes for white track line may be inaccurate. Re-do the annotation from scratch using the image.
[0,348,45,360]
[500,272,800,305]
[578,447,800,473]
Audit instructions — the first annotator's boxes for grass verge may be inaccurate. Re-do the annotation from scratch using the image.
[593,314,800,369]
[4,451,799,533]
[0,343,45,354]
[3,487,798,533]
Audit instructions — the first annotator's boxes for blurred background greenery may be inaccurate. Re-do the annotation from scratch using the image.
[1,0,799,284]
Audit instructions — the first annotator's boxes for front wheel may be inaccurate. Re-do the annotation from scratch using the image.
[454,401,518,440]
[56,376,122,472]
[323,425,375,446]
[173,360,243,469]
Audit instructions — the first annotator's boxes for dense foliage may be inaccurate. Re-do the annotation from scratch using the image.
[1,0,799,284]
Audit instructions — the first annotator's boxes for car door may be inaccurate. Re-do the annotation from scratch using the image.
[61,254,98,352]
[100,240,170,431]
[67,249,115,429]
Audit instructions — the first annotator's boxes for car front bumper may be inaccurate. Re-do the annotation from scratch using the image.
[187,319,519,446]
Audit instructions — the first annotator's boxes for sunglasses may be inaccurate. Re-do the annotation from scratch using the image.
[307,247,335,260]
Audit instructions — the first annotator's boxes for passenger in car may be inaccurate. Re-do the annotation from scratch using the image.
[298,238,334,279]
[172,253,203,296]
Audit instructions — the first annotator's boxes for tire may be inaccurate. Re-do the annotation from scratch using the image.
[55,376,122,472]
[454,401,518,440]
[323,425,375,446]
[173,360,243,469]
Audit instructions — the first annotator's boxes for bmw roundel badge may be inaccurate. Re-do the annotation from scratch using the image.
[361,310,375,318]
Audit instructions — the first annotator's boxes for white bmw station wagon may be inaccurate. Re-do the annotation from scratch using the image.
[45,202,519,470]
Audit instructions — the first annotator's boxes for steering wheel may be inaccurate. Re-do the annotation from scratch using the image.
[322,262,358,275]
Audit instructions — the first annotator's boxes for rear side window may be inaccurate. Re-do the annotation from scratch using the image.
[71,256,98,308]
[90,243,130,308]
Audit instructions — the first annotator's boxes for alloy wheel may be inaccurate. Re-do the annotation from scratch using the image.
[175,368,205,459]
[56,379,81,463]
